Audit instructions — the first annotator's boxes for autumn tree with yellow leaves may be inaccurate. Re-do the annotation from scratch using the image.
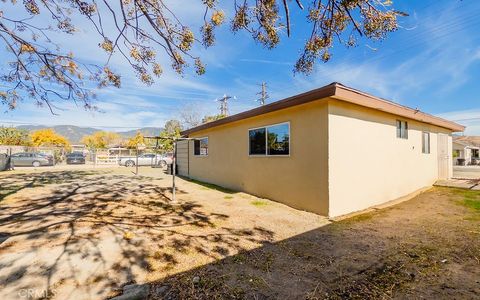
[0,127,32,146]
[31,129,71,149]
[126,132,145,149]
[81,131,121,150]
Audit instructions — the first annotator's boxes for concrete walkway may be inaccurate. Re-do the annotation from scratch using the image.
[435,166,480,190]
[435,178,480,190]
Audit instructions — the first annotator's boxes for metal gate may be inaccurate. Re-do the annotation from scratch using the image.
[437,133,449,180]
[176,140,190,177]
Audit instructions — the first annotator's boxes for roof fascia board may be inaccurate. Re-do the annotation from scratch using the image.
[332,85,465,132]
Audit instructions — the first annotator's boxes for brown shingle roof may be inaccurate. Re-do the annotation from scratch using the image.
[181,82,465,135]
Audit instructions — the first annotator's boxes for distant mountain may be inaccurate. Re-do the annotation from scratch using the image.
[120,127,163,138]
[17,125,163,144]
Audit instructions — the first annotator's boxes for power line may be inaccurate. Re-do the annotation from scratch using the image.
[452,117,480,122]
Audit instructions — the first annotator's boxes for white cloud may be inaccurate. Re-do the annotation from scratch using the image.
[437,108,480,135]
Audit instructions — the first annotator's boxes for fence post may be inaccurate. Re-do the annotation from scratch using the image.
[135,144,139,175]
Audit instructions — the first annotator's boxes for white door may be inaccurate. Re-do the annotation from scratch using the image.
[437,133,449,179]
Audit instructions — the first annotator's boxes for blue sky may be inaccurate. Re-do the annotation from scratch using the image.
[1,0,480,134]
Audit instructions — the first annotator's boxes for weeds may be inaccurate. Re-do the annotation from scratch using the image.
[251,200,268,207]
[123,231,134,240]
[463,199,480,211]
[452,188,480,212]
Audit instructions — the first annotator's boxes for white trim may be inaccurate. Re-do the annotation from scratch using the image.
[193,136,209,157]
[247,121,291,157]
[422,131,431,154]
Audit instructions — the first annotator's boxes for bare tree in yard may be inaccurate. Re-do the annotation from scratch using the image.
[0,1,405,111]
[179,103,203,129]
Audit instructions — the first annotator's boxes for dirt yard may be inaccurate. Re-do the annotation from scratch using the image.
[0,167,479,299]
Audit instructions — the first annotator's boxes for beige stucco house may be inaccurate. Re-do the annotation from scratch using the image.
[177,83,464,218]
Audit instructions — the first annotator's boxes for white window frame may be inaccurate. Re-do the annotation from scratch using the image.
[193,137,209,156]
[422,132,430,154]
[396,120,408,139]
[248,121,290,157]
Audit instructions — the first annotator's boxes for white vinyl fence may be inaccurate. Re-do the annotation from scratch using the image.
[94,154,120,165]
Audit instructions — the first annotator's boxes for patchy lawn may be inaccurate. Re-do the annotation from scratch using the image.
[0,168,479,300]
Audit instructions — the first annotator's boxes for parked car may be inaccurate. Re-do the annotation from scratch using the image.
[119,153,170,167]
[10,152,54,167]
[66,152,86,165]
[160,154,173,167]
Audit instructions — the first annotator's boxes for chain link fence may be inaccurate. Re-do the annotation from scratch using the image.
[0,145,171,167]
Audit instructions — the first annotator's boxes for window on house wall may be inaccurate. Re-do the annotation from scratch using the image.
[249,128,266,155]
[249,122,290,156]
[194,137,208,156]
[422,132,430,154]
[396,120,408,139]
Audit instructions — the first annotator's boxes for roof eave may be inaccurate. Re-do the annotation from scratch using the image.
[332,85,465,132]
[181,82,465,136]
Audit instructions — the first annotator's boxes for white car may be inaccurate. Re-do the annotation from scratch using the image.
[119,153,171,167]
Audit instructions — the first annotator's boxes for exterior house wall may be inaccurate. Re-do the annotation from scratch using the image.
[181,97,455,218]
[187,100,330,215]
[327,100,452,217]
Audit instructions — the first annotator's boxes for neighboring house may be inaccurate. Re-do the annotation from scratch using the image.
[71,144,86,152]
[452,139,479,165]
[177,82,464,218]
[108,147,131,156]
[0,145,26,155]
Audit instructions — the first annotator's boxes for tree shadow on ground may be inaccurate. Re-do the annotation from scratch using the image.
[0,170,275,299]
[148,188,480,300]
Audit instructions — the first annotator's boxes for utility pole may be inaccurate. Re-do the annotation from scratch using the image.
[256,82,269,106]
[217,94,233,116]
